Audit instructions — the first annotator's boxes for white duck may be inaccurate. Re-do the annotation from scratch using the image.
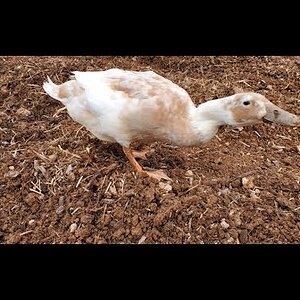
[43,69,300,181]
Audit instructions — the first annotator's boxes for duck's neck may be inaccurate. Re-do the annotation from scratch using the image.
[189,98,231,143]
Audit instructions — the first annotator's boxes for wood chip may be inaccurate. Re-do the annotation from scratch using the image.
[159,182,172,192]
[242,176,255,189]
[56,205,65,214]
[220,219,230,229]
[16,107,31,117]
[28,219,35,226]
[185,170,194,177]
[48,154,57,162]
[138,235,147,244]
[65,164,73,175]
[272,144,286,150]
[70,223,78,233]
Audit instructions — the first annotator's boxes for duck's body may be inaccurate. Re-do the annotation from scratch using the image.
[44,69,216,147]
[43,68,300,181]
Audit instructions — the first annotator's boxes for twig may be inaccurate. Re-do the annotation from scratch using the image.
[188,217,193,232]
[179,184,200,196]
[174,225,185,234]
[254,131,261,138]
[45,124,62,133]
[29,188,44,196]
[58,145,81,159]
[104,181,112,194]
[71,207,81,215]
[215,134,222,142]
[20,230,33,236]
[102,204,107,220]
[276,134,292,141]
[75,126,84,137]
[52,107,67,118]
[120,177,125,196]
[239,141,250,148]
[99,175,107,191]
[76,176,83,188]
[238,80,253,87]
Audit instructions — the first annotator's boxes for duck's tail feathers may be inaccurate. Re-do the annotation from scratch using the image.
[43,76,64,102]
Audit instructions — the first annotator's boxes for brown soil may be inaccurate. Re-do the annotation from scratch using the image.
[1,56,300,244]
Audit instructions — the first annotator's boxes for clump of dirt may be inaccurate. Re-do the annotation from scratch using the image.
[1,56,300,244]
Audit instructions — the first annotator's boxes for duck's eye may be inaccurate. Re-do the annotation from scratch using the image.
[243,101,250,106]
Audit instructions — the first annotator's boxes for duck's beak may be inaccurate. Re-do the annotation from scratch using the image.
[262,98,300,126]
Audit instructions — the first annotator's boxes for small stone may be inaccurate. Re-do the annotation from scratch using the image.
[56,205,65,215]
[125,189,135,197]
[1,86,9,97]
[58,196,64,206]
[234,216,242,227]
[214,157,222,165]
[65,164,73,175]
[5,170,19,178]
[220,218,230,229]
[242,176,255,189]
[185,170,194,177]
[70,223,78,233]
[158,182,172,192]
[219,188,230,196]
[102,198,115,204]
[9,166,14,170]
[250,190,260,200]
[115,181,122,188]
[16,107,31,117]
[68,172,76,181]
[48,154,57,162]
[227,237,235,243]
[109,185,117,195]
[296,146,300,154]
[28,219,35,226]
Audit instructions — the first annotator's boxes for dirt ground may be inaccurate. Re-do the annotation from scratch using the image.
[0,56,300,244]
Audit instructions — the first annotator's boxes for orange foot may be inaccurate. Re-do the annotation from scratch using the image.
[143,168,172,181]
[122,146,171,181]
[132,149,153,160]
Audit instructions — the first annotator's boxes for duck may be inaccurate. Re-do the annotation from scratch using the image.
[43,68,300,181]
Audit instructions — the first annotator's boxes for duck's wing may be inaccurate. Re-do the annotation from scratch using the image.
[72,69,193,105]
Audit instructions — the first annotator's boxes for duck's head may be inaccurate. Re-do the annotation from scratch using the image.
[224,92,300,127]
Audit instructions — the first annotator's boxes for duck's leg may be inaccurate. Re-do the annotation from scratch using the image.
[122,146,172,181]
